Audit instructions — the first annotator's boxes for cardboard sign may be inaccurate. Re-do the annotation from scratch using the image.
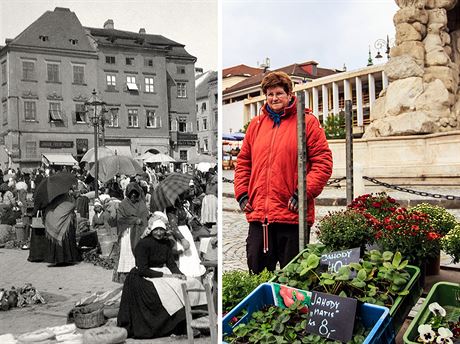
[320,247,361,276]
[271,283,312,312]
[306,291,358,342]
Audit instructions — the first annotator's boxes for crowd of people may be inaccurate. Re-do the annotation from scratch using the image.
[0,162,218,339]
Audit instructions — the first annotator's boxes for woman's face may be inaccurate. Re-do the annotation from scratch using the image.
[266,86,291,113]
[151,226,166,240]
[128,190,140,203]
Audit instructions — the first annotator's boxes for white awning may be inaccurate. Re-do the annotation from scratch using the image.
[106,145,133,157]
[42,153,78,166]
[126,83,138,91]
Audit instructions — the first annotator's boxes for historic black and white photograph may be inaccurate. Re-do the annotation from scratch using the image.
[0,0,217,342]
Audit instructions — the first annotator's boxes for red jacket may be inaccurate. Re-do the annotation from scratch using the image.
[234,96,333,225]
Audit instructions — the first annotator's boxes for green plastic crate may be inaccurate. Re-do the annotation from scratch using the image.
[270,248,421,334]
[403,281,460,344]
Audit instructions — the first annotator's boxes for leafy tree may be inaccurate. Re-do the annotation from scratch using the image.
[324,111,345,139]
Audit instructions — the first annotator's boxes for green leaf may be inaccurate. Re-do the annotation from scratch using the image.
[321,278,336,285]
[382,251,393,261]
[398,290,409,296]
[382,262,393,269]
[348,263,362,271]
[306,254,320,269]
[351,280,366,288]
[398,260,408,270]
[273,322,284,334]
[339,290,347,297]
[357,269,367,281]
[392,252,402,267]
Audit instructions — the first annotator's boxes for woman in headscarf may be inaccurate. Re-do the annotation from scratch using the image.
[117,212,191,339]
[112,182,149,283]
[44,192,81,265]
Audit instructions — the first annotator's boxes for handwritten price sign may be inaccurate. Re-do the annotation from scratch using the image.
[306,291,357,342]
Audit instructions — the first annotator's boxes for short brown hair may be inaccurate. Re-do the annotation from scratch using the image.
[261,71,293,95]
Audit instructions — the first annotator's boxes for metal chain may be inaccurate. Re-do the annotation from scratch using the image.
[326,177,346,186]
[363,176,460,201]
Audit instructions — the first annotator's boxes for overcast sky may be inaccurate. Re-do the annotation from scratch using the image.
[0,0,218,72]
[223,0,399,71]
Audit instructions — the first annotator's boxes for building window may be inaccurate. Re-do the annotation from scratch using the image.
[25,141,37,158]
[106,74,116,90]
[128,109,139,127]
[2,102,7,125]
[126,76,138,91]
[39,35,48,42]
[196,120,199,131]
[144,58,153,67]
[126,57,135,66]
[178,121,187,133]
[170,119,178,131]
[201,102,207,112]
[75,103,87,123]
[1,62,6,84]
[214,93,218,103]
[107,109,119,127]
[47,63,60,82]
[106,56,115,64]
[49,102,62,121]
[187,121,194,133]
[144,77,154,93]
[177,66,186,74]
[22,61,35,80]
[69,39,78,45]
[73,65,84,84]
[177,82,186,98]
[24,101,36,121]
[146,109,161,128]
[179,150,188,161]
[203,139,208,152]
[203,118,207,130]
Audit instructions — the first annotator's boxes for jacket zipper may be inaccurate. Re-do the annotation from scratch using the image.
[262,123,279,251]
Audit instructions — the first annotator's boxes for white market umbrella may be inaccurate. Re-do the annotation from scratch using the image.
[196,162,216,173]
[81,146,115,163]
[144,153,176,163]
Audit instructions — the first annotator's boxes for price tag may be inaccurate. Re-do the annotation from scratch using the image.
[306,291,357,342]
[320,247,361,276]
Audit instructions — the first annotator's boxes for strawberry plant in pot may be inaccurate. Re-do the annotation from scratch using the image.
[274,244,411,308]
[316,209,374,252]
[225,301,370,344]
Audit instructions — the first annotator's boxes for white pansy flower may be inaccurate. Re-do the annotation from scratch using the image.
[428,302,446,317]
[436,327,453,344]
[418,324,436,343]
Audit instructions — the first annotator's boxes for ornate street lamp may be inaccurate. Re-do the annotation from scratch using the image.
[374,35,391,60]
[85,89,106,199]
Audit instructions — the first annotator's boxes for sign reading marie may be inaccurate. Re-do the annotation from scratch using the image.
[40,141,74,149]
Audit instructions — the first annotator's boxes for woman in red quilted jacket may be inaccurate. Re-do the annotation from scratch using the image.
[234,71,333,273]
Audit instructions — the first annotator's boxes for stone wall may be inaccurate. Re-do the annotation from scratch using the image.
[330,130,460,184]
[364,0,460,137]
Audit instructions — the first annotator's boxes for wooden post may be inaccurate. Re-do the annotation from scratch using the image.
[345,100,353,204]
[297,91,308,250]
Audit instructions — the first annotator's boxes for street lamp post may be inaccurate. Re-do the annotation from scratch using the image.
[85,89,106,199]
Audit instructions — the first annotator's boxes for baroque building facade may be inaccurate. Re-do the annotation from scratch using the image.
[0,7,198,169]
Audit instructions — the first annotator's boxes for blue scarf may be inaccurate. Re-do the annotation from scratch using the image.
[266,104,283,128]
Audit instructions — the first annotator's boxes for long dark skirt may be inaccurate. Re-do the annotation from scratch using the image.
[45,224,81,265]
[117,269,186,339]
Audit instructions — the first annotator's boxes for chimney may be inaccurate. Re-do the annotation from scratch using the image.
[104,19,114,29]
[139,28,146,34]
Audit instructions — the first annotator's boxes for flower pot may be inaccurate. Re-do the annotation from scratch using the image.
[403,281,460,344]
[425,253,441,276]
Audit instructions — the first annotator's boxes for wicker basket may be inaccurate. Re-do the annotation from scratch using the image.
[74,308,105,329]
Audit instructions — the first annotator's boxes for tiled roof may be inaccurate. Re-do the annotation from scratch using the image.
[86,27,195,60]
[224,64,310,95]
[8,7,95,53]
[223,64,263,78]
[196,70,217,99]
[223,63,341,95]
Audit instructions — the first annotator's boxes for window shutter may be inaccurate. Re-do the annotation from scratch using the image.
[71,111,77,124]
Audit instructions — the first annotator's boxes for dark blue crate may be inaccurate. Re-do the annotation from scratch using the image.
[222,283,395,344]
